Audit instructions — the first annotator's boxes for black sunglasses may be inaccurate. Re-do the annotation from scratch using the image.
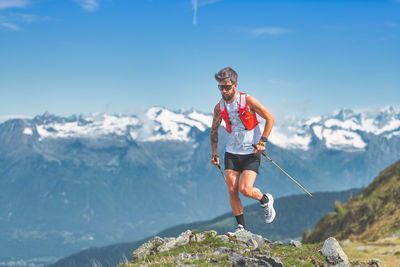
[218,84,234,91]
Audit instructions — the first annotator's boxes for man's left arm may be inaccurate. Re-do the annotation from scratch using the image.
[247,95,275,153]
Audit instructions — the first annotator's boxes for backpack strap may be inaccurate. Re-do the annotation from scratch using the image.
[238,92,247,112]
[219,99,227,113]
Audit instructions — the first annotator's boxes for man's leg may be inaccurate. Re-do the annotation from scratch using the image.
[225,169,248,233]
[225,169,242,215]
[239,170,263,200]
[240,170,276,224]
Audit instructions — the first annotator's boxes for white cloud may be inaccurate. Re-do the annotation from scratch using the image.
[251,27,290,37]
[192,0,222,25]
[76,0,99,12]
[192,0,197,25]
[8,12,52,23]
[0,21,21,30]
[0,0,30,9]
[384,21,397,28]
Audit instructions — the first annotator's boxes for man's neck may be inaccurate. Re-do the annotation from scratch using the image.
[226,91,239,104]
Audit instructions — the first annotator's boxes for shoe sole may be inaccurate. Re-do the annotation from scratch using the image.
[265,193,276,224]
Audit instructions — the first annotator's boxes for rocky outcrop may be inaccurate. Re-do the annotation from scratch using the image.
[320,237,349,267]
[129,230,381,267]
[132,229,283,266]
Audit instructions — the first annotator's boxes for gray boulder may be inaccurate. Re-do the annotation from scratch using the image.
[228,251,284,267]
[320,237,350,267]
[290,240,302,248]
[368,258,383,267]
[158,230,193,252]
[212,247,232,255]
[132,236,165,260]
[233,231,267,248]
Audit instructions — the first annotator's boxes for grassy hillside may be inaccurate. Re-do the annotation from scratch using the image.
[303,160,400,243]
[47,189,358,267]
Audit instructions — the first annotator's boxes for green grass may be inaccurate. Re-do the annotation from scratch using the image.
[269,243,326,267]
[123,231,327,267]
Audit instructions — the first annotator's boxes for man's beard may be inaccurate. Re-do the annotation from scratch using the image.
[222,91,235,101]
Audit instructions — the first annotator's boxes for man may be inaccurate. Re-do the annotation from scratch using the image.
[210,67,276,236]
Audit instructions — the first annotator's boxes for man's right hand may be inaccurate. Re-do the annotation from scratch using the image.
[211,155,219,166]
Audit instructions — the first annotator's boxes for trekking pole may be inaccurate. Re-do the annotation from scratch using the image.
[214,156,227,183]
[252,144,313,198]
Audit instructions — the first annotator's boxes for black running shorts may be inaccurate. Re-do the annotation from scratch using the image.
[224,152,261,174]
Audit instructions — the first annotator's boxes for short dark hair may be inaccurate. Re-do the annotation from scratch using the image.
[215,67,237,84]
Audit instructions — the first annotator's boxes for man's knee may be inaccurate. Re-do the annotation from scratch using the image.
[239,186,252,197]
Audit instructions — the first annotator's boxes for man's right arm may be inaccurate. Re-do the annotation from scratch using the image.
[210,103,222,165]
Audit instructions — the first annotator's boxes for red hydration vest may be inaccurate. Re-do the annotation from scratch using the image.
[219,92,259,133]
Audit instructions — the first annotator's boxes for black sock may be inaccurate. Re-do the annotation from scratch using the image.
[260,194,269,205]
[235,214,246,229]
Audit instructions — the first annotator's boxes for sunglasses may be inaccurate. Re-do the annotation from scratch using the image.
[218,84,234,91]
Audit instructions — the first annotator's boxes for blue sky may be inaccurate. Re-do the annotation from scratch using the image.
[0,0,399,121]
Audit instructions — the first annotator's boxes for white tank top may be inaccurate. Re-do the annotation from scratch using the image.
[224,93,262,155]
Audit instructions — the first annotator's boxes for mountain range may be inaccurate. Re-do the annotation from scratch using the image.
[0,105,399,266]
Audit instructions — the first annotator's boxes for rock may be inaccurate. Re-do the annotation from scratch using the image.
[272,241,284,246]
[390,231,400,238]
[234,231,267,248]
[177,252,205,261]
[132,236,165,260]
[247,238,259,249]
[368,258,383,267]
[209,258,218,263]
[216,234,230,243]
[382,250,392,255]
[191,232,206,242]
[132,229,284,266]
[255,252,284,267]
[289,240,302,248]
[228,252,246,266]
[158,230,192,252]
[212,247,232,255]
[320,237,350,267]
[204,230,218,237]
[228,251,284,267]
[263,237,273,244]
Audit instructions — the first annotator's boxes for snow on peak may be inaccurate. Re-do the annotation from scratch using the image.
[17,105,400,150]
[33,108,213,142]
[142,107,212,141]
[36,114,139,139]
[23,128,33,135]
[268,125,311,150]
[269,106,399,151]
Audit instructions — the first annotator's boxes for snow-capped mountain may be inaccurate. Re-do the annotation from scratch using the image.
[270,106,400,151]
[0,106,399,267]
[30,107,212,142]
[24,105,400,152]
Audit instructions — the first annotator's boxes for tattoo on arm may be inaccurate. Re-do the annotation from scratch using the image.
[210,105,222,145]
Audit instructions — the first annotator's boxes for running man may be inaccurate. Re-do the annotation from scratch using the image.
[210,67,276,236]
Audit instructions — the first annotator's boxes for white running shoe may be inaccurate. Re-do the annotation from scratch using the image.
[226,224,246,237]
[261,193,276,223]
